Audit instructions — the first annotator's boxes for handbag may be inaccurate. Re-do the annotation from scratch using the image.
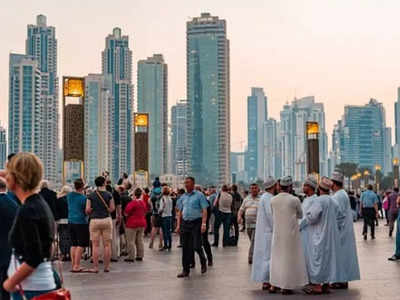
[15,258,71,300]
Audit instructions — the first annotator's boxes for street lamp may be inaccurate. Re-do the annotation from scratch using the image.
[375,164,381,192]
[393,158,399,188]
[363,170,370,187]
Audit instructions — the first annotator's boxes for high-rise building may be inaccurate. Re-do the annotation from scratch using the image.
[0,124,6,169]
[84,74,113,185]
[8,54,41,155]
[279,96,328,182]
[264,118,281,179]
[186,13,230,185]
[137,54,168,178]
[246,88,268,182]
[171,100,189,177]
[231,152,246,183]
[333,99,386,171]
[384,127,392,174]
[102,28,133,182]
[395,87,400,145]
[26,15,59,182]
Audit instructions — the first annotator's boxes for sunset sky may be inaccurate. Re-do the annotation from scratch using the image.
[1,0,400,151]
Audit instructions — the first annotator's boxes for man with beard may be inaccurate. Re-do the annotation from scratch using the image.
[300,177,340,295]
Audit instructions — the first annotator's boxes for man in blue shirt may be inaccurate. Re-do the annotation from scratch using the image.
[0,178,18,300]
[67,178,89,272]
[176,177,209,278]
[360,184,379,240]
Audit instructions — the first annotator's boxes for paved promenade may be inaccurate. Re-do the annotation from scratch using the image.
[64,221,399,300]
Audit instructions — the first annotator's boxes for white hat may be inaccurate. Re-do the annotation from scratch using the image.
[279,176,293,187]
[319,176,333,191]
[265,177,277,189]
[331,171,344,184]
[304,175,318,189]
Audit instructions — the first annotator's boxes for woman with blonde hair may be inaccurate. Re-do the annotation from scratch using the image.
[56,185,73,261]
[1,152,57,300]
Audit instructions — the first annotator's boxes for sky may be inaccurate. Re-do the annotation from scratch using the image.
[1,0,400,152]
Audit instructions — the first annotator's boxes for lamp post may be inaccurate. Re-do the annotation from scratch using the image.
[393,158,399,188]
[363,170,370,187]
[306,122,319,178]
[375,164,381,192]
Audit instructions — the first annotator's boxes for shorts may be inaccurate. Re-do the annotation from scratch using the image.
[68,223,90,247]
[90,217,113,243]
[151,215,162,228]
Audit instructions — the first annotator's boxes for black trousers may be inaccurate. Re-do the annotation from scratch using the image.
[362,207,376,237]
[231,213,239,245]
[0,267,10,300]
[182,218,206,273]
[202,228,212,263]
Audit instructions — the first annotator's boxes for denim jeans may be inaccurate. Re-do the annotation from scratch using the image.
[213,211,232,246]
[161,216,172,249]
[396,215,400,257]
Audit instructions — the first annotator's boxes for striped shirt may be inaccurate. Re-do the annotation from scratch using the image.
[239,195,260,228]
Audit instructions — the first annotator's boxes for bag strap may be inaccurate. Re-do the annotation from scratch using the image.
[96,190,110,212]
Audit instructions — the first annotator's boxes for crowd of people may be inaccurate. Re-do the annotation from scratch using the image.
[0,152,399,299]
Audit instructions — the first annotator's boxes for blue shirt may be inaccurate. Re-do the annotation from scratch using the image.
[176,190,209,221]
[67,192,88,224]
[360,190,378,208]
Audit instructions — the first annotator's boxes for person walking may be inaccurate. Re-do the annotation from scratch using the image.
[39,180,57,220]
[67,178,89,273]
[149,187,163,250]
[2,153,57,300]
[86,176,115,273]
[159,186,173,251]
[388,192,400,261]
[360,185,379,240]
[383,190,391,226]
[300,177,340,295]
[124,188,146,262]
[388,187,399,237]
[330,172,360,289]
[212,185,233,247]
[238,183,260,264]
[176,177,209,278]
[251,177,276,291]
[0,178,18,300]
[105,180,122,262]
[269,176,308,295]
[143,188,152,237]
[230,185,243,246]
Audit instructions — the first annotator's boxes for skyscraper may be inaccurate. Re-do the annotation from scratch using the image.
[137,54,168,178]
[333,99,386,171]
[246,87,268,182]
[279,96,328,182]
[8,54,41,155]
[102,28,133,181]
[0,124,6,169]
[171,100,189,177]
[26,15,59,182]
[264,118,281,179]
[186,13,230,185]
[395,87,400,145]
[384,127,392,174]
[84,74,113,185]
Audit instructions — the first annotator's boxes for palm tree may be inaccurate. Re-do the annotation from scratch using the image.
[335,162,358,187]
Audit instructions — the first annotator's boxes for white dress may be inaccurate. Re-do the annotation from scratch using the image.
[251,192,273,283]
[270,192,308,289]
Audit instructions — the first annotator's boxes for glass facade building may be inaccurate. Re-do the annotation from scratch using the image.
[246,87,268,182]
[137,54,168,178]
[102,28,133,182]
[186,13,230,185]
[84,74,113,185]
[334,99,386,171]
[26,15,59,182]
[0,124,6,169]
[171,100,189,177]
[8,54,41,155]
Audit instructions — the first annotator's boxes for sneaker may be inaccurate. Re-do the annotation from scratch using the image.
[388,255,400,261]
[177,271,189,278]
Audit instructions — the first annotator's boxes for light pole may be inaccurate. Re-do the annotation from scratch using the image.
[375,164,381,192]
[393,158,399,188]
[363,170,370,187]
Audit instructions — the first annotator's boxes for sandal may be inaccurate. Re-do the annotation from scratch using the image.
[330,282,348,289]
[282,289,294,295]
[303,285,322,295]
[104,269,110,273]
[262,283,271,290]
[70,268,83,273]
[86,269,99,273]
[269,286,280,294]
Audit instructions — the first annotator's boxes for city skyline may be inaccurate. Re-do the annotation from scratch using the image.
[2,1,400,152]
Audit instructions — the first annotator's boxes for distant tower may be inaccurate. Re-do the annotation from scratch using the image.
[137,54,168,178]
[186,13,230,185]
[102,28,133,181]
[0,123,6,169]
[26,14,59,182]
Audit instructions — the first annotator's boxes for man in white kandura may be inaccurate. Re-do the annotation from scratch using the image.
[300,177,340,295]
[330,171,360,289]
[251,177,277,291]
[269,176,308,295]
